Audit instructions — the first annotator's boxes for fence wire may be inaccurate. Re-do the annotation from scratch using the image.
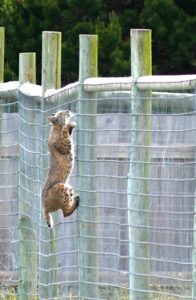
[0,86,195,300]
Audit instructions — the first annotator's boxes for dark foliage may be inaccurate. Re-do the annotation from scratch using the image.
[0,0,195,84]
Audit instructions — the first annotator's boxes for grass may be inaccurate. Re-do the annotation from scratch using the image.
[0,285,190,300]
[0,286,16,300]
[99,285,191,300]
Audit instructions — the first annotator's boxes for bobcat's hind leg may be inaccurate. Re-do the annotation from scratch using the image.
[58,184,79,218]
[62,193,79,218]
[42,183,79,226]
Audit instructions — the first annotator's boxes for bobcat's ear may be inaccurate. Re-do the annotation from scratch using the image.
[48,116,57,123]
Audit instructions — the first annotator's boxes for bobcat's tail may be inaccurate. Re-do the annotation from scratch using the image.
[44,210,54,228]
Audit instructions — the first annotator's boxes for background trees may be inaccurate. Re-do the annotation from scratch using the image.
[0,0,195,84]
[140,0,196,74]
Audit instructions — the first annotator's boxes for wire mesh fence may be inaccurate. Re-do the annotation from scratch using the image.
[0,85,195,299]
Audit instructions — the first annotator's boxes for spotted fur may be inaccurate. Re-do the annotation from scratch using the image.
[42,182,79,228]
[42,110,79,228]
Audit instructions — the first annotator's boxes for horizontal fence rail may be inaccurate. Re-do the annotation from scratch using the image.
[84,75,196,92]
[0,75,196,98]
[1,74,196,101]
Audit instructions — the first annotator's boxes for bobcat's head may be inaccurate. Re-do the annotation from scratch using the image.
[48,110,74,126]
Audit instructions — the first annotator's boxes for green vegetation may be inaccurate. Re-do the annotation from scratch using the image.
[0,286,16,300]
[0,0,195,84]
[0,285,190,299]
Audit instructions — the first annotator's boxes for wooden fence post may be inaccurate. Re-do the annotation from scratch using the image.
[127,29,152,300]
[0,27,5,83]
[77,34,99,299]
[18,53,37,300]
[41,31,61,96]
[0,26,5,139]
[19,53,36,85]
[193,183,196,298]
[39,31,62,299]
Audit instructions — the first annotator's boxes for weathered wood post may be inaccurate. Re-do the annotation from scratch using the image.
[19,53,36,85]
[0,26,5,142]
[39,31,62,299]
[41,31,61,96]
[193,180,196,299]
[127,29,152,300]
[77,34,99,299]
[18,53,37,300]
[0,27,5,82]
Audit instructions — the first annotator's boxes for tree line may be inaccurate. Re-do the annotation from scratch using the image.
[0,0,195,85]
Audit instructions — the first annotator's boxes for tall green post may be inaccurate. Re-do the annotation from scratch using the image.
[40,31,62,299]
[193,180,196,299]
[77,34,99,299]
[0,26,4,145]
[18,53,37,300]
[128,29,152,300]
[0,26,5,139]
[0,27,5,83]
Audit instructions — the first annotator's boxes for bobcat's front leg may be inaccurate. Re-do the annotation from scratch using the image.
[55,122,76,154]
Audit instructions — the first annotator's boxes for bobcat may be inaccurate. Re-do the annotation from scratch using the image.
[42,110,79,228]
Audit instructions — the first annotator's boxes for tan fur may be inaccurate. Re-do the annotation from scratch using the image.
[42,182,79,228]
[46,111,76,186]
[42,110,79,228]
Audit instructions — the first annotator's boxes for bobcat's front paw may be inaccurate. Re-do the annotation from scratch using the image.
[75,195,80,208]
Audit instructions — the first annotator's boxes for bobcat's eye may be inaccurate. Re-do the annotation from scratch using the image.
[51,113,55,116]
